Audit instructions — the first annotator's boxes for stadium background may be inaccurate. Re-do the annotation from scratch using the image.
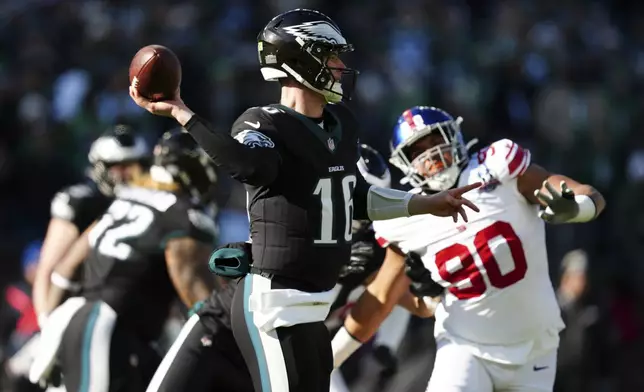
[0,0,642,391]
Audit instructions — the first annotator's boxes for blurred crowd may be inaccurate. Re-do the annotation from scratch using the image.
[1,0,643,391]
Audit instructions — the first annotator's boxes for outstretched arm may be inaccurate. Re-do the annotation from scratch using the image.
[182,115,281,186]
[518,164,606,223]
[353,180,482,222]
[130,87,281,187]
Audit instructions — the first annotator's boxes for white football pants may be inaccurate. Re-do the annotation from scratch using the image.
[426,338,557,392]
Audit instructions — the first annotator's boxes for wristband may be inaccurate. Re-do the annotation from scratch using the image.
[50,272,81,291]
[331,326,362,368]
[568,195,597,223]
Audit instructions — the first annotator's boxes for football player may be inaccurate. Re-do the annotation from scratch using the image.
[331,106,606,392]
[32,125,150,325]
[29,131,219,392]
[130,9,481,392]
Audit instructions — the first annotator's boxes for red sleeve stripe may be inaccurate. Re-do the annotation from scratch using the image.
[516,150,531,177]
[508,145,526,177]
[375,235,390,248]
[505,142,516,159]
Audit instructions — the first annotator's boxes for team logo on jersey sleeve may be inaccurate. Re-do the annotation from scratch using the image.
[476,165,500,192]
[234,130,275,149]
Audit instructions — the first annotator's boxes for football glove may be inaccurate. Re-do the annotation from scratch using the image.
[339,240,373,279]
[405,252,444,298]
[338,221,385,286]
[534,180,590,224]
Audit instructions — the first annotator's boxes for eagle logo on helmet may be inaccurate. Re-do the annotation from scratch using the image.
[234,130,275,149]
[283,21,347,45]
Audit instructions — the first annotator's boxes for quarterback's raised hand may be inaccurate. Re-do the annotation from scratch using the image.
[129,86,194,126]
[408,182,482,223]
[534,180,582,224]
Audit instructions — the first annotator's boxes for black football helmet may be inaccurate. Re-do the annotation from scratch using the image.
[151,130,217,204]
[88,124,150,196]
[257,8,359,103]
[357,144,391,188]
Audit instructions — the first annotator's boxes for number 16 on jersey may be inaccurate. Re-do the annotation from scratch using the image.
[313,175,356,244]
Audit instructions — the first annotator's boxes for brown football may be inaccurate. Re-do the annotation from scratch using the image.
[129,45,181,102]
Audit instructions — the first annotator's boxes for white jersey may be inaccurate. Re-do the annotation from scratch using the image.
[374,139,564,363]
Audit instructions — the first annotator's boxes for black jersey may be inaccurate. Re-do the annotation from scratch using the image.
[81,185,217,341]
[50,181,112,231]
[185,104,371,292]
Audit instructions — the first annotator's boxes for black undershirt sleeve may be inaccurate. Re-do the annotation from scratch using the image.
[353,173,371,221]
[184,115,281,186]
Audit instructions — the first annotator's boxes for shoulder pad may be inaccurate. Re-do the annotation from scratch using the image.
[476,139,531,183]
[235,106,281,125]
[50,191,74,221]
[231,106,280,148]
[50,183,96,221]
[64,183,94,198]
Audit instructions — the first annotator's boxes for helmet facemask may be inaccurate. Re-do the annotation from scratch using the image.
[88,127,150,196]
[297,40,358,103]
[390,117,468,192]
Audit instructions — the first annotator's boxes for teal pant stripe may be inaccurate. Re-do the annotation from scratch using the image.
[79,303,101,392]
[243,275,272,391]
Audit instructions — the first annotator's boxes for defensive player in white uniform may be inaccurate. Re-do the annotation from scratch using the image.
[330,106,606,392]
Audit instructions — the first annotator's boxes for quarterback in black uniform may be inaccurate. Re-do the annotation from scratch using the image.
[32,125,150,324]
[131,9,480,391]
[29,131,219,392]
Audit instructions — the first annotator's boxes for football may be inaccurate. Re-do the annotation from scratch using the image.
[129,45,181,102]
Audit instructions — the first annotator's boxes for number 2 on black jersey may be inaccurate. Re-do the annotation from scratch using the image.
[313,175,356,244]
[89,200,155,260]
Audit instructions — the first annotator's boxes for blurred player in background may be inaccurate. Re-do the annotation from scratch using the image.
[29,131,218,392]
[32,125,150,325]
[332,106,606,392]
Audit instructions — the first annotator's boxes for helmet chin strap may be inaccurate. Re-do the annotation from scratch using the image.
[322,82,343,103]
